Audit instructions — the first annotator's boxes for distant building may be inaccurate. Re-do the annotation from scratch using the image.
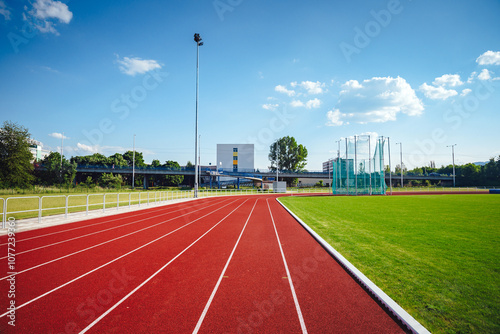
[322,158,334,173]
[216,144,254,172]
[29,140,51,162]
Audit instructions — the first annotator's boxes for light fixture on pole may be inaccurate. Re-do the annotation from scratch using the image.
[447,144,457,187]
[396,142,403,187]
[194,33,204,198]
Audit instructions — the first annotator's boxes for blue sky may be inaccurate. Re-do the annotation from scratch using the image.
[1,0,499,170]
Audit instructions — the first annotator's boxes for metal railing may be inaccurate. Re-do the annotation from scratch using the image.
[1,190,196,228]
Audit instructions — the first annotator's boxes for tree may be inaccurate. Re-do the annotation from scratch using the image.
[99,173,123,188]
[0,121,34,188]
[108,153,128,167]
[39,152,77,185]
[164,160,184,186]
[151,159,161,167]
[123,151,145,167]
[268,136,308,172]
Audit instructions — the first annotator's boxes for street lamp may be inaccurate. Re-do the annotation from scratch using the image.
[396,142,403,187]
[447,144,457,187]
[194,33,204,198]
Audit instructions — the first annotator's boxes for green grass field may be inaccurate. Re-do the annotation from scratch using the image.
[280,195,500,334]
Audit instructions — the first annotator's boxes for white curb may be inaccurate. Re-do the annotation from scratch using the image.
[277,198,431,334]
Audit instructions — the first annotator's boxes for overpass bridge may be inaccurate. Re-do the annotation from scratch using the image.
[57,165,453,188]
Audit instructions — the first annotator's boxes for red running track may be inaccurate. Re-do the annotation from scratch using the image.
[0,195,407,333]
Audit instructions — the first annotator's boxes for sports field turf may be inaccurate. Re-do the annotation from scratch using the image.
[280,194,500,334]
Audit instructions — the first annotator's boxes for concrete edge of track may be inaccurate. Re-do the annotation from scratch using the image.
[276,197,431,334]
[0,197,202,235]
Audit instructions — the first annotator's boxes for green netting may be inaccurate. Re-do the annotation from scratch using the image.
[332,135,387,195]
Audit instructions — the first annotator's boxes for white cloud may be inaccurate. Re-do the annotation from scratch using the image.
[476,51,500,66]
[326,109,346,126]
[275,85,295,97]
[290,98,322,109]
[48,132,68,139]
[460,88,472,97]
[294,81,325,94]
[290,100,304,107]
[433,74,463,87]
[0,1,11,20]
[77,142,98,153]
[25,0,73,35]
[467,71,477,83]
[420,83,458,100]
[478,69,491,81]
[306,98,321,109]
[342,80,363,90]
[328,77,423,125]
[262,103,278,111]
[117,56,162,76]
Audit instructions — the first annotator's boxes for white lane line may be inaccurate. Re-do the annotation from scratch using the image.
[79,199,250,334]
[192,199,258,334]
[0,198,242,318]
[266,199,308,334]
[0,198,218,246]
[0,198,227,259]
[0,198,233,281]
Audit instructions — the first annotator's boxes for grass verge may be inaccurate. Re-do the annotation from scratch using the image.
[279,194,499,334]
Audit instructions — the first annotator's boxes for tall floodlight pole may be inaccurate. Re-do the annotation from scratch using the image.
[60,132,64,182]
[388,137,392,195]
[447,144,457,187]
[354,135,358,195]
[132,134,136,189]
[199,134,202,189]
[346,137,349,195]
[396,142,403,187]
[335,140,341,192]
[194,33,204,198]
[276,142,279,182]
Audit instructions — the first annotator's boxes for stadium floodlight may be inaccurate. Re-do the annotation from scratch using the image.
[194,33,204,198]
[447,144,457,187]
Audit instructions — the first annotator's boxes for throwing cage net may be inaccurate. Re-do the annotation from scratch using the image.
[332,135,387,195]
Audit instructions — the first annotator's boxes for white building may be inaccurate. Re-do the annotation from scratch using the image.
[29,140,51,162]
[216,144,254,172]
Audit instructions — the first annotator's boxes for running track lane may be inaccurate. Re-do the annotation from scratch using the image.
[1,195,407,333]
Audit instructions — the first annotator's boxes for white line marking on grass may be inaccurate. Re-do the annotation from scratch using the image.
[0,198,228,259]
[79,199,250,334]
[0,198,234,281]
[0,198,242,318]
[0,198,218,246]
[192,199,258,333]
[267,199,308,334]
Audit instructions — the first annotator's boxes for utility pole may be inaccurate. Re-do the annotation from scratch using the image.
[132,134,136,189]
[396,142,403,187]
[447,144,457,187]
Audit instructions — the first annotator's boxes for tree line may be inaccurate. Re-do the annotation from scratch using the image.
[0,121,184,189]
